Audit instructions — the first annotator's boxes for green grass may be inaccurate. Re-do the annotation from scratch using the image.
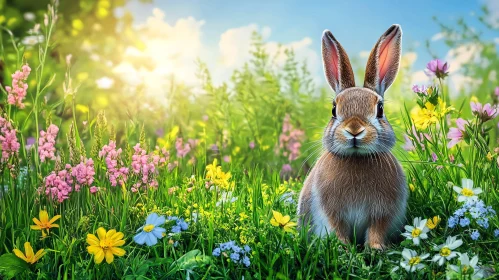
[1,2,499,280]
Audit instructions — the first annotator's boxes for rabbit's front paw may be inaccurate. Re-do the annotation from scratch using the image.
[369,242,386,251]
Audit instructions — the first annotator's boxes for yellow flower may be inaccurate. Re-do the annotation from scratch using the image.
[13,242,46,264]
[86,227,126,264]
[486,152,493,162]
[411,99,453,130]
[270,210,297,233]
[31,210,61,236]
[239,212,249,221]
[409,184,415,192]
[205,159,233,190]
[426,216,441,230]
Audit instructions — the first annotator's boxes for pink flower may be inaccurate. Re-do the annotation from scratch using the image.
[99,141,129,187]
[202,115,209,122]
[175,138,192,158]
[223,155,230,163]
[249,141,255,149]
[72,158,95,191]
[403,134,415,151]
[44,165,74,203]
[424,59,449,79]
[277,114,305,161]
[0,116,20,163]
[6,64,31,108]
[281,164,292,174]
[470,101,498,122]
[447,118,468,148]
[38,124,59,163]
[130,143,160,190]
[90,186,99,194]
[495,87,499,97]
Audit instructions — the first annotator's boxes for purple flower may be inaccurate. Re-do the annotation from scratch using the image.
[281,164,292,174]
[155,128,164,137]
[26,137,35,149]
[431,152,438,162]
[412,84,428,94]
[425,59,449,79]
[447,118,468,148]
[249,141,255,149]
[471,101,498,122]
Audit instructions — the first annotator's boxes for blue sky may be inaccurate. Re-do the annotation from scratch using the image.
[120,0,497,91]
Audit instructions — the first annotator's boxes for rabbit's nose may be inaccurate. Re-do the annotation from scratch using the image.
[345,126,366,137]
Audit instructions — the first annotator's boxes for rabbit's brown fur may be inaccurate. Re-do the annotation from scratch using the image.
[298,25,407,249]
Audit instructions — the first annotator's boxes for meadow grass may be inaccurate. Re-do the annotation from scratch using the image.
[1,3,499,280]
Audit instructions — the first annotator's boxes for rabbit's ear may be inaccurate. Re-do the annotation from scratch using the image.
[363,24,402,96]
[322,30,355,94]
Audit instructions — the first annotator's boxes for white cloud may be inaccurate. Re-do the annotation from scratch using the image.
[114,9,320,102]
[445,43,482,94]
[431,32,444,41]
[484,0,499,28]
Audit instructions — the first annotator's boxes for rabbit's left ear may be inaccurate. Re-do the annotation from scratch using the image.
[363,24,402,96]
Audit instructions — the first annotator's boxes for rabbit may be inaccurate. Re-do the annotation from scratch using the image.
[297,24,407,250]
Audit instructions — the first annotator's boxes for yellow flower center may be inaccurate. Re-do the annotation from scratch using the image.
[408,256,421,265]
[143,224,155,232]
[411,228,422,238]
[99,239,113,251]
[440,247,451,257]
[461,188,474,197]
[462,265,469,273]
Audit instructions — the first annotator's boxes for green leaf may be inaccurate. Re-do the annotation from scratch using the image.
[0,253,30,279]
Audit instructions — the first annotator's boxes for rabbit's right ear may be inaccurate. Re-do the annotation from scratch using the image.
[322,30,355,94]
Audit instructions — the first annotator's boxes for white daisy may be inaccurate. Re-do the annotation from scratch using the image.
[400,248,430,272]
[453,178,482,202]
[402,217,429,245]
[449,253,485,279]
[431,235,463,266]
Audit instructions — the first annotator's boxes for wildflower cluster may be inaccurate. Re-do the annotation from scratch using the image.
[43,164,74,202]
[6,64,31,108]
[0,116,20,163]
[38,124,59,163]
[212,241,251,267]
[448,179,496,240]
[166,216,189,234]
[99,141,129,187]
[276,114,305,175]
[71,158,95,191]
[205,158,233,190]
[131,143,160,191]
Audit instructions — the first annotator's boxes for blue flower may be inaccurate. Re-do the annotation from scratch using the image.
[212,247,221,257]
[230,252,240,262]
[448,216,458,228]
[242,256,251,267]
[243,245,251,253]
[220,241,235,251]
[134,213,167,246]
[494,229,499,238]
[177,219,189,230]
[454,208,466,217]
[171,225,181,233]
[459,217,470,227]
[476,218,489,229]
[470,230,480,240]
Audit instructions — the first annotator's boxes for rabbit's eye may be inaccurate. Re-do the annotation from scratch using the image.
[377,103,384,118]
[332,103,337,118]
